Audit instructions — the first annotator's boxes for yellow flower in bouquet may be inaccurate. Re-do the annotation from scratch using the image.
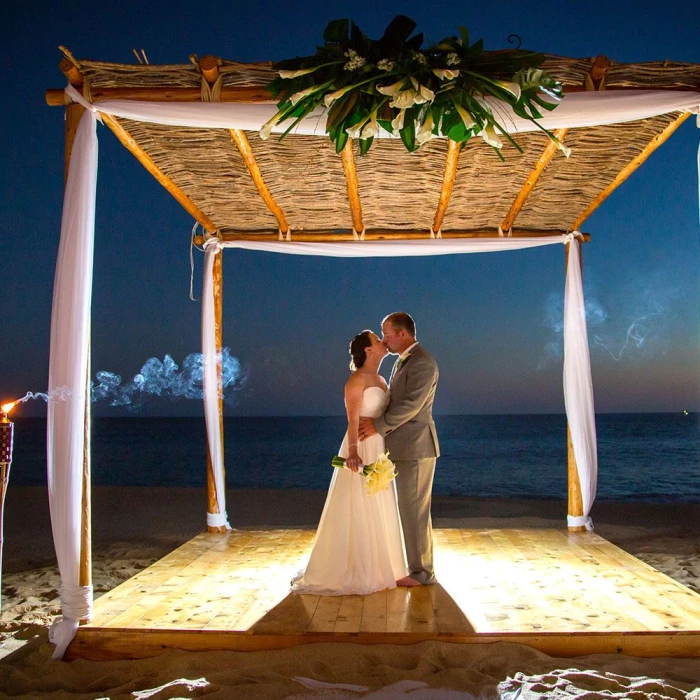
[331,451,397,496]
[364,452,397,496]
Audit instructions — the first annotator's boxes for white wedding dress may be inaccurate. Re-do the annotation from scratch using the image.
[291,387,408,595]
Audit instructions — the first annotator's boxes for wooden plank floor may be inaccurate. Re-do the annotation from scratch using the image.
[68,528,700,659]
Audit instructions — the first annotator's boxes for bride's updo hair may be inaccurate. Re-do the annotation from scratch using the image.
[349,330,373,371]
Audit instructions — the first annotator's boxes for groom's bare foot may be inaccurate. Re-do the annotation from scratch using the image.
[396,576,421,587]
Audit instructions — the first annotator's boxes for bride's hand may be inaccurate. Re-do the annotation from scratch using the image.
[346,448,363,473]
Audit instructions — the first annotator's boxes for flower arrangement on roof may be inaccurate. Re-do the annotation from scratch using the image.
[260,15,568,159]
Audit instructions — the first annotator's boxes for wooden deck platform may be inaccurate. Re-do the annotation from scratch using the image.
[68,528,700,660]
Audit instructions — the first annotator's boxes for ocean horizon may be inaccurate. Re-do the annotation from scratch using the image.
[9,412,700,504]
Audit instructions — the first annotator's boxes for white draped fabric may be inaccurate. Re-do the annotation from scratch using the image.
[564,241,597,530]
[47,109,97,659]
[48,85,698,657]
[65,84,700,137]
[201,244,230,530]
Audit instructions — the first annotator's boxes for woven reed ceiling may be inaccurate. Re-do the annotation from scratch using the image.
[67,55,700,237]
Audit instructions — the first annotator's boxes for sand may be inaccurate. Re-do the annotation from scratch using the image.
[1,487,700,698]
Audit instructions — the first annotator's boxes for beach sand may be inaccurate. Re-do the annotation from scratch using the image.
[1,487,700,698]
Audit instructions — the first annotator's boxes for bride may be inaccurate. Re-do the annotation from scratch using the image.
[291,330,408,595]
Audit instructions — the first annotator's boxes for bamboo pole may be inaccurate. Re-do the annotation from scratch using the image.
[205,250,227,533]
[565,241,586,532]
[229,129,290,233]
[101,113,217,233]
[432,140,462,233]
[59,57,84,90]
[45,82,700,107]
[340,140,364,233]
[567,425,585,532]
[500,129,569,232]
[194,229,590,244]
[46,85,276,106]
[571,111,692,230]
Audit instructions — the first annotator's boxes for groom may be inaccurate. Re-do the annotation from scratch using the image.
[359,312,440,586]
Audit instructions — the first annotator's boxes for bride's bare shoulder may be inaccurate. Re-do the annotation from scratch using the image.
[346,371,367,389]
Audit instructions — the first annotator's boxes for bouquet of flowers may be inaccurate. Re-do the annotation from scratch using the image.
[332,451,397,496]
[261,15,567,159]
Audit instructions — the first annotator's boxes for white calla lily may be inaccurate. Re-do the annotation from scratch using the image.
[376,80,407,96]
[480,125,503,149]
[259,109,284,140]
[360,112,378,140]
[390,89,418,109]
[416,111,435,146]
[415,81,435,104]
[391,109,406,136]
[323,85,354,107]
[278,67,318,79]
[558,142,572,158]
[346,115,370,138]
[432,68,460,81]
[289,86,319,106]
[454,104,476,130]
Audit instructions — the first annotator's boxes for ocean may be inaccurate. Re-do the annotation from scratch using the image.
[8,413,700,502]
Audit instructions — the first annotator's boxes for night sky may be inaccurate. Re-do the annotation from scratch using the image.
[2,0,699,417]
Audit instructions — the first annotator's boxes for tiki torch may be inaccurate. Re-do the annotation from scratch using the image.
[0,399,16,610]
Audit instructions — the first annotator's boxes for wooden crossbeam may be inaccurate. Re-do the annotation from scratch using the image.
[45,83,700,107]
[229,129,290,234]
[194,229,590,244]
[341,140,364,233]
[102,114,217,233]
[571,111,692,230]
[432,140,462,234]
[501,129,569,233]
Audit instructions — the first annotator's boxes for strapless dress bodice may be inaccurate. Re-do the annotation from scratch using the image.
[360,386,390,418]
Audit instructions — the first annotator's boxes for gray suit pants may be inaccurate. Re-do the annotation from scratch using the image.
[395,457,437,584]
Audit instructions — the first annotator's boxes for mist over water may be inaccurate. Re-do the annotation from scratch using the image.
[540,273,682,367]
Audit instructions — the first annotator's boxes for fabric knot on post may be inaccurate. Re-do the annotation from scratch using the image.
[64,84,103,123]
[278,228,292,241]
[202,234,224,253]
[207,511,232,530]
[563,231,583,245]
[352,228,366,241]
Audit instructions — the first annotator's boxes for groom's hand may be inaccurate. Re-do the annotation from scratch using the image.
[358,417,377,440]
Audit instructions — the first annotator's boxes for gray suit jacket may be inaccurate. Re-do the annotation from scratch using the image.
[374,344,440,460]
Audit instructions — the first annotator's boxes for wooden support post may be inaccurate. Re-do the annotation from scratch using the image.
[565,241,586,532]
[205,250,227,533]
[63,99,93,611]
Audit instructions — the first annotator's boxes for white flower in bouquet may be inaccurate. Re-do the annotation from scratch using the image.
[331,451,397,496]
[364,452,397,496]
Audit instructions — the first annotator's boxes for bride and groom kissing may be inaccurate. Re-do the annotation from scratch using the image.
[292,312,440,595]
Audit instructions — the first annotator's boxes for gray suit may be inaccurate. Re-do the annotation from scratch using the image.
[374,344,439,584]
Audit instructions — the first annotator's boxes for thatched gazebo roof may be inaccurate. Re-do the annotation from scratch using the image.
[47,52,700,241]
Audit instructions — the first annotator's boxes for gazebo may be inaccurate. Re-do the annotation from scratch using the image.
[44,46,700,660]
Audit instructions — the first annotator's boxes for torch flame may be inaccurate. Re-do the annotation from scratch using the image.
[1,400,17,415]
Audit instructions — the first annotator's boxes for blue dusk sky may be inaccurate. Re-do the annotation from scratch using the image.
[1,0,699,416]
